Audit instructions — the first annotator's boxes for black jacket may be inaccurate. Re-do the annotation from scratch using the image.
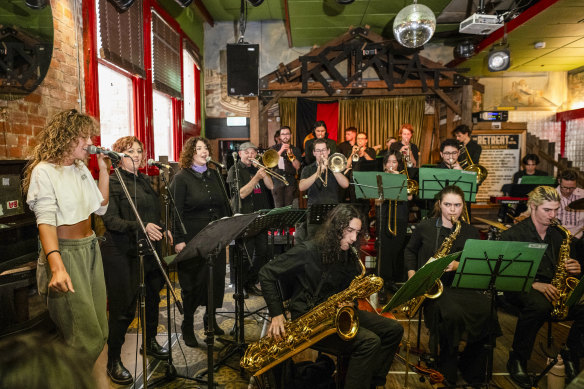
[459,140,482,165]
[304,138,337,165]
[226,161,271,213]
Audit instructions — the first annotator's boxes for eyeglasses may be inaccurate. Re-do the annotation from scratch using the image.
[442,152,459,156]
[314,149,327,154]
[560,186,576,191]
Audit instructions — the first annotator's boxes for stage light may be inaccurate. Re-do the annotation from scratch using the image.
[247,0,264,6]
[106,0,135,12]
[24,0,47,9]
[486,46,511,72]
[393,1,436,49]
[453,40,475,59]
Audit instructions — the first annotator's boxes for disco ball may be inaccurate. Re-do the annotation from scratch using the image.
[393,3,436,49]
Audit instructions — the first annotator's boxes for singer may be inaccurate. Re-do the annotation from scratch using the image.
[170,137,231,347]
[23,109,109,366]
[100,136,172,384]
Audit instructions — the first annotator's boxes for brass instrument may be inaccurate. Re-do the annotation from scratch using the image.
[241,246,383,376]
[459,143,488,185]
[400,153,419,197]
[400,218,461,319]
[319,153,347,187]
[402,146,413,168]
[287,146,296,162]
[550,219,579,320]
[251,149,289,186]
[351,145,361,162]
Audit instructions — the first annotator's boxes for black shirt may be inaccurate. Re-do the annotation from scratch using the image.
[512,169,548,184]
[500,217,564,282]
[259,241,360,319]
[304,138,337,165]
[459,139,482,165]
[269,144,302,188]
[390,142,419,165]
[300,162,341,206]
[226,161,271,213]
[337,140,354,158]
[404,217,479,286]
[352,147,377,172]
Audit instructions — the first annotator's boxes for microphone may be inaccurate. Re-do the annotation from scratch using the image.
[147,159,172,170]
[206,156,225,169]
[87,145,127,160]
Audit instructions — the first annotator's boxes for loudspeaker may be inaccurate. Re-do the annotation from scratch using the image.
[227,43,259,96]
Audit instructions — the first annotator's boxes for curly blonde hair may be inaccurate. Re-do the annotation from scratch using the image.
[112,136,145,168]
[178,137,211,169]
[22,109,99,193]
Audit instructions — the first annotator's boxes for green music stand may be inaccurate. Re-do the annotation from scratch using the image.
[418,167,478,202]
[520,176,556,185]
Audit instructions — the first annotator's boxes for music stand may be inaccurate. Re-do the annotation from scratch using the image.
[173,213,259,387]
[418,168,477,202]
[452,239,546,389]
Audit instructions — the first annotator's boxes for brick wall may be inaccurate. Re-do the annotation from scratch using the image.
[0,0,83,160]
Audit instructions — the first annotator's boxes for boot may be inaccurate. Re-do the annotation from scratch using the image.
[140,337,170,360]
[506,351,531,389]
[107,358,133,385]
[204,311,225,336]
[181,320,198,347]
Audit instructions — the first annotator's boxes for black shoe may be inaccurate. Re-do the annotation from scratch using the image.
[245,285,263,296]
[506,355,531,388]
[561,347,579,384]
[140,338,170,360]
[107,358,133,385]
[203,314,225,336]
[181,321,198,347]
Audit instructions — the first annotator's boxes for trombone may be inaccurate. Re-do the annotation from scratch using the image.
[317,153,347,187]
[251,149,289,186]
[459,143,488,185]
[386,154,419,236]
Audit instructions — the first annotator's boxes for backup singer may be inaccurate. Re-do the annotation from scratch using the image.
[390,124,419,167]
[100,136,170,384]
[501,186,583,388]
[270,126,301,207]
[226,141,273,295]
[404,185,500,384]
[259,204,404,389]
[170,137,231,347]
[24,109,109,365]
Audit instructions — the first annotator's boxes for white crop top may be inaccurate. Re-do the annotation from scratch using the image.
[27,161,108,226]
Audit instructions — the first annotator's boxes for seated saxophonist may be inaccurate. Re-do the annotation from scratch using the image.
[501,185,583,388]
[258,204,404,389]
[404,185,500,385]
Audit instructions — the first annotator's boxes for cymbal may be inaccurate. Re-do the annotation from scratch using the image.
[473,216,509,231]
[568,198,584,210]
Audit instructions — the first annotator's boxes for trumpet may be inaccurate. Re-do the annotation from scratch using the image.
[459,143,488,185]
[402,146,413,168]
[351,145,361,162]
[400,153,419,197]
[286,146,296,162]
[251,149,289,186]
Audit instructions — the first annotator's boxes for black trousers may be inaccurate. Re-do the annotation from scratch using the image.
[272,184,296,208]
[177,249,226,321]
[314,310,403,389]
[506,288,584,361]
[242,233,269,287]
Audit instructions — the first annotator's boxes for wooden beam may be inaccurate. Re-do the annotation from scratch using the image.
[260,91,285,116]
[194,0,214,27]
[249,98,260,146]
[461,85,473,128]
[262,88,436,98]
[283,0,292,48]
[431,88,461,116]
[265,79,458,92]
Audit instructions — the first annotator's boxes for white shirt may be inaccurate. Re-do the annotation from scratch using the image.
[556,185,584,238]
[27,161,107,226]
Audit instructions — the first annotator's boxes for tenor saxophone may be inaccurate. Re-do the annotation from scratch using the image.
[241,246,383,376]
[550,219,579,320]
[400,218,461,319]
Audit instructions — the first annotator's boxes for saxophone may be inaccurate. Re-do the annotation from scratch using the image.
[550,219,579,320]
[401,218,461,319]
[241,246,383,376]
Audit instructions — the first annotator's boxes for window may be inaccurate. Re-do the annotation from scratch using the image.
[97,64,134,148]
[183,49,197,124]
[153,90,173,160]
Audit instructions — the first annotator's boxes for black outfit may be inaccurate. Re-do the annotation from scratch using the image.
[459,139,482,165]
[512,169,548,184]
[304,138,337,165]
[379,199,408,284]
[270,144,302,207]
[226,161,271,288]
[337,140,355,158]
[170,167,231,323]
[390,141,419,165]
[501,218,584,363]
[259,241,404,389]
[101,170,166,362]
[404,217,501,383]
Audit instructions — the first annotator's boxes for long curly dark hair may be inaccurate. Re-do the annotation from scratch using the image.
[178,137,211,169]
[315,204,366,264]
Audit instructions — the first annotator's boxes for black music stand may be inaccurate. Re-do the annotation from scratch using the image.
[452,239,546,389]
[173,213,259,387]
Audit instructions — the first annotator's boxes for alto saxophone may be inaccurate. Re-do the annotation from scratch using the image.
[550,219,579,320]
[241,246,383,376]
[401,218,461,319]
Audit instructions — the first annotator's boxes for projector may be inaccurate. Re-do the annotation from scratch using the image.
[459,13,503,35]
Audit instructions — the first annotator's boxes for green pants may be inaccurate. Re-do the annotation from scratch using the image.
[37,233,108,364]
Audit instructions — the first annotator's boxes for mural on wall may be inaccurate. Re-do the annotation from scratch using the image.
[479,72,567,110]
[568,67,584,110]
[204,21,310,118]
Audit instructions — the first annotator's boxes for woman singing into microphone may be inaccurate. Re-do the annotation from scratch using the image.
[170,137,231,347]
[100,136,171,384]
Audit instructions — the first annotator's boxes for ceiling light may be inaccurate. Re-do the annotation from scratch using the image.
[336,0,355,4]
[453,40,475,59]
[486,46,511,72]
[106,0,135,11]
[24,0,47,9]
[534,41,546,49]
[247,0,264,6]
[393,1,436,49]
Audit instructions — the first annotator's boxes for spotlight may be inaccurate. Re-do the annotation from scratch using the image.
[106,0,135,12]
[247,0,264,6]
[453,40,475,59]
[24,0,47,9]
[486,46,511,72]
[174,0,193,6]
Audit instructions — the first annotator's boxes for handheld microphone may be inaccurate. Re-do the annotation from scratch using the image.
[206,156,225,169]
[147,159,172,170]
[87,145,127,160]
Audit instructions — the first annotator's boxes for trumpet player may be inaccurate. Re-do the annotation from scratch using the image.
[501,186,583,388]
[390,124,419,167]
[347,132,376,170]
[404,185,499,385]
[438,139,463,170]
[270,126,301,207]
[259,204,404,389]
[337,126,358,158]
[452,124,482,166]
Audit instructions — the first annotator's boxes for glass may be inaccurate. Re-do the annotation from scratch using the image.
[152,90,173,161]
[98,64,134,149]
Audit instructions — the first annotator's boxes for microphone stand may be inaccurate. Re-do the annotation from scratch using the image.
[109,159,184,389]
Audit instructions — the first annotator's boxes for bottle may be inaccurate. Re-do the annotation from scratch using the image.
[547,354,565,389]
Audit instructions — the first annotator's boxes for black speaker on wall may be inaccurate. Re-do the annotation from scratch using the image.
[227,43,259,96]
